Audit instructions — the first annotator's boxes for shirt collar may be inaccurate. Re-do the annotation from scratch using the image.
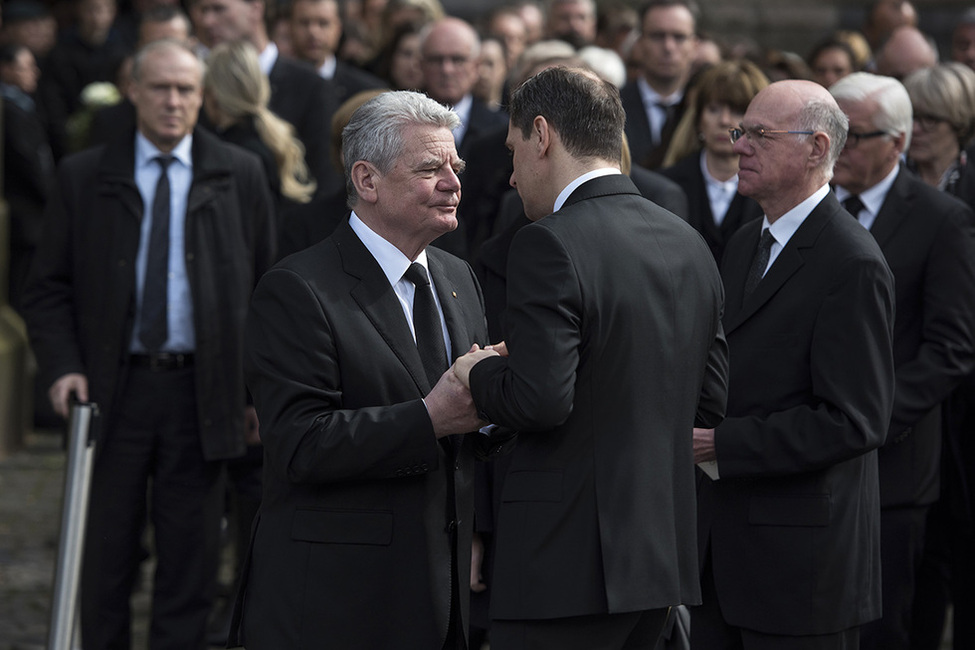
[349,211,429,287]
[765,183,831,246]
[699,150,738,191]
[554,168,623,212]
[258,41,279,76]
[317,55,337,79]
[834,165,900,216]
[637,77,682,107]
[134,130,193,169]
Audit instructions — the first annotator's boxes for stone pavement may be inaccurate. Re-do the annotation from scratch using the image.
[0,429,956,650]
[0,430,234,650]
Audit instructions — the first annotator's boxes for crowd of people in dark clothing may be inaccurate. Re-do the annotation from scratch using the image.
[7,0,975,648]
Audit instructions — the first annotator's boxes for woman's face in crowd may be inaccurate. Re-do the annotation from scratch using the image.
[699,101,742,157]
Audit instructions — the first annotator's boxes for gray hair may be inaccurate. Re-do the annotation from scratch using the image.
[796,98,849,181]
[903,62,975,148]
[830,71,913,151]
[342,90,461,206]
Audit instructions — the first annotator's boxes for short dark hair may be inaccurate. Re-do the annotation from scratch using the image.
[639,0,700,30]
[509,66,624,162]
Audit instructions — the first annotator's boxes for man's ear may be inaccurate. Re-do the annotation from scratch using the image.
[809,131,831,170]
[534,115,552,157]
[891,131,907,157]
[351,161,379,203]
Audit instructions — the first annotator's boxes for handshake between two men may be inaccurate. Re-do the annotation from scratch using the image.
[427,342,508,439]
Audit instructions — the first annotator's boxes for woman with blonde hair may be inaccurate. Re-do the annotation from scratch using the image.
[903,62,975,199]
[660,59,769,263]
[203,40,315,206]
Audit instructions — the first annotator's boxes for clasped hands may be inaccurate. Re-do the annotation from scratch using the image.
[426,342,506,438]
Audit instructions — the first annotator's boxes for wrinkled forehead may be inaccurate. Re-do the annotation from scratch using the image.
[401,124,459,160]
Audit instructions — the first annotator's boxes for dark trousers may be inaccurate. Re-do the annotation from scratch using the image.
[491,608,669,650]
[80,365,224,650]
[911,500,975,649]
[692,557,860,650]
[861,505,929,650]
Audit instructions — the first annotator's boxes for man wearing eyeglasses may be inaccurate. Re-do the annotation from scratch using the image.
[828,72,975,650]
[692,79,897,649]
[621,0,699,169]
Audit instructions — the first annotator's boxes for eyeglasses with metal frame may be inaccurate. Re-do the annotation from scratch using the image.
[729,125,816,144]
[845,130,888,149]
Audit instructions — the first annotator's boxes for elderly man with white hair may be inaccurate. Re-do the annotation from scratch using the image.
[830,71,975,650]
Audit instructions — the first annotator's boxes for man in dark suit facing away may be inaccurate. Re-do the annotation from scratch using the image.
[231,90,507,650]
[829,71,975,650]
[692,79,896,649]
[455,66,729,650]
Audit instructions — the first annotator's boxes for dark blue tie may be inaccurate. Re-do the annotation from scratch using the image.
[139,155,173,352]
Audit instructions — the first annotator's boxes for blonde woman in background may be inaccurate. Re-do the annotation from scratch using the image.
[903,62,975,197]
[203,40,316,209]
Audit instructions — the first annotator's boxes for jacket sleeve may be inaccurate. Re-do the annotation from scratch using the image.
[469,222,580,431]
[21,158,86,389]
[887,202,975,439]
[244,265,441,485]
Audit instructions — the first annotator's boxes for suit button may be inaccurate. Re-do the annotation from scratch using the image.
[445,520,457,533]
[395,469,404,477]
[421,463,429,471]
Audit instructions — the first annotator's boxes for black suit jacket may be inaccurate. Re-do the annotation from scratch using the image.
[330,60,387,106]
[621,80,684,170]
[849,169,975,508]
[470,174,728,619]
[23,127,275,460]
[660,152,763,265]
[700,192,895,635]
[268,56,340,196]
[476,170,689,341]
[458,96,508,161]
[234,221,501,648]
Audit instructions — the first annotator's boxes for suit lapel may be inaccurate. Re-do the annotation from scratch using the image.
[869,168,913,249]
[333,224,430,394]
[724,195,836,334]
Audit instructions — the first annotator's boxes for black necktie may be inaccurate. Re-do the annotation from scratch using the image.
[656,102,678,143]
[842,194,865,221]
[405,262,448,388]
[139,155,173,352]
[743,228,775,297]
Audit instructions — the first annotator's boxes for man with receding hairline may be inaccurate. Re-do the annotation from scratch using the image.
[22,39,274,650]
[692,79,896,649]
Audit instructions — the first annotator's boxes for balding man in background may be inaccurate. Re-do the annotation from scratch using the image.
[874,26,937,80]
[22,39,274,650]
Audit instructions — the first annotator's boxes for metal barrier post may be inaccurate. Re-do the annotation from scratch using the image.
[47,401,99,650]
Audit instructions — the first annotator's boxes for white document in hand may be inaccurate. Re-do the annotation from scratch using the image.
[697,460,719,480]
